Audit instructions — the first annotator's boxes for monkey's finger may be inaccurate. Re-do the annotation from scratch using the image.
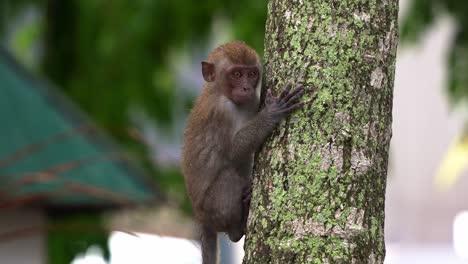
[284,88,305,106]
[265,89,274,104]
[267,89,273,97]
[243,197,252,206]
[279,83,292,99]
[278,101,305,114]
[243,185,252,198]
[281,86,304,105]
[266,89,274,101]
[242,192,252,204]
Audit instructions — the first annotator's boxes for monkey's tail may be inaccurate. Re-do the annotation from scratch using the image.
[201,225,218,264]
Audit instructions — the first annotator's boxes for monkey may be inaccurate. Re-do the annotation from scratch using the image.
[182,41,304,264]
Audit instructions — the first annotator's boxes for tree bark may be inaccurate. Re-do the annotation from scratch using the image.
[243,0,398,263]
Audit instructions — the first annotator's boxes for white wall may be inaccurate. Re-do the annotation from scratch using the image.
[385,5,466,244]
[0,209,45,264]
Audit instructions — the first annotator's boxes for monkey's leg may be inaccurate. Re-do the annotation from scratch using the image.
[240,185,252,235]
[226,190,248,241]
[200,225,218,264]
[206,169,245,242]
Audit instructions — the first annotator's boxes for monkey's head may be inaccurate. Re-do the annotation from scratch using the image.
[202,41,262,105]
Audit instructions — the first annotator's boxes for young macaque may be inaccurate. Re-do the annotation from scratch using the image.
[182,41,304,264]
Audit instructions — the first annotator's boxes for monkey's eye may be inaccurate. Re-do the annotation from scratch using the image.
[248,71,257,78]
[233,71,241,78]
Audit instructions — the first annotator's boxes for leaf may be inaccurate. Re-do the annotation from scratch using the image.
[400,0,436,44]
[434,132,468,191]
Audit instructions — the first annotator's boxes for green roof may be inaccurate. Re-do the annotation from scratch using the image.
[0,49,158,209]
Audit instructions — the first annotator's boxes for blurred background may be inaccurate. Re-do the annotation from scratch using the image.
[0,0,467,263]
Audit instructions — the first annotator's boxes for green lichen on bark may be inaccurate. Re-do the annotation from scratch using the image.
[243,0,398,263]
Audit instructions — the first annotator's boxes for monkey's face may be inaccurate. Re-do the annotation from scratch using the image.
[225,65,260,105]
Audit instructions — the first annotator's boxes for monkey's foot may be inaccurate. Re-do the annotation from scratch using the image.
[242,186,252,205]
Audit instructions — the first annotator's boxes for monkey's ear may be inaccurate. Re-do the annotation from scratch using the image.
[201,61,215,82]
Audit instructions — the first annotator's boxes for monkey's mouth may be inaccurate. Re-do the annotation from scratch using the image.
[233,94,254,105]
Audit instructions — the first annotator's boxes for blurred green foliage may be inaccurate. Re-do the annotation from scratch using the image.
[1,0,267,203]
[0,0,267,263]
[47,214,109,264]
[401,0,468,104]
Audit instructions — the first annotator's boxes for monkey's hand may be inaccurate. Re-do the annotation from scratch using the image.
[264,83,304,122]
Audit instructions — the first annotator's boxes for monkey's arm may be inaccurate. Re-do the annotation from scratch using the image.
[230,84,304,162]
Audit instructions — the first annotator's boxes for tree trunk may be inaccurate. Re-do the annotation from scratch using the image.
[243,0,398,263]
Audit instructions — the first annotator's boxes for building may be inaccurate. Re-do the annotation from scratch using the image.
[0,48,159,264]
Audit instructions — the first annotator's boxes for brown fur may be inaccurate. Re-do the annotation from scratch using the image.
[182,41,304,264]
[208,41,259,65]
